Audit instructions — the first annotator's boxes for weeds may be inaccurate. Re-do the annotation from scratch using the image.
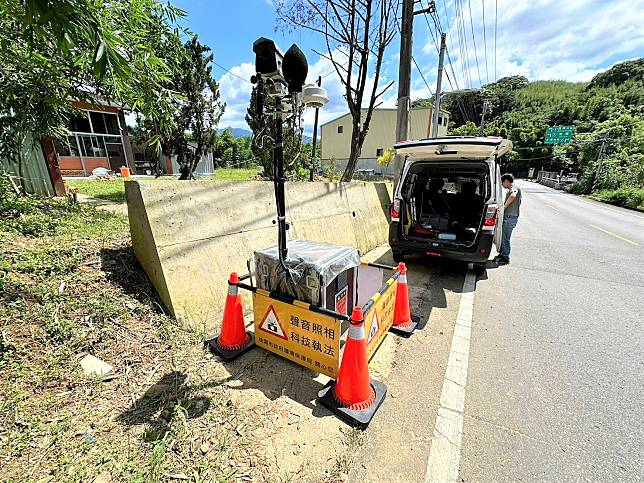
[0,181,354,481]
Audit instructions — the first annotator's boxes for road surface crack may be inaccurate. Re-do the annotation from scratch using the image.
[463,413,547,444]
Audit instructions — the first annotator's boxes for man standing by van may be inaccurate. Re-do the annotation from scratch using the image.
[495,174,521,264]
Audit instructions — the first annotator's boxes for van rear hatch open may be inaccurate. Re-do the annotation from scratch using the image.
[392,136,513,250]
[394,136,512,161]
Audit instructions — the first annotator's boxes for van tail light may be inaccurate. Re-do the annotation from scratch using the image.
[482,204,498,231]
[391,199,401,222]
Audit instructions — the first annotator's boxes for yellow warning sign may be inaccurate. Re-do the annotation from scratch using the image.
[365,279,397,358]
[253,292,341,378]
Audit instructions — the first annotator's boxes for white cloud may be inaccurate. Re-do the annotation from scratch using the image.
[217,62,255,130]
[429,0,644,88]
[217,49,398,136]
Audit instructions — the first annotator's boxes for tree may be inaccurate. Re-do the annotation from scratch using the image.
[0,0,186,191]
[276,0,398,181]
[451,122,480,136]
[163,37,225,179]
[245,85,307,179]
[377,147,394,167]
[245,85,274,171]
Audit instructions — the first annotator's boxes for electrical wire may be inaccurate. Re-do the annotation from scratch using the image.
[412,56,435,97]
[481,0,489,84]
[213,61,253,84]
[466,0,483,87]
[456,0,473,89]
[494,0,498,82]
[421,7,470,123]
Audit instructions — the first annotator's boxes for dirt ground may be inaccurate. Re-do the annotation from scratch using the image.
[0,198,403,482]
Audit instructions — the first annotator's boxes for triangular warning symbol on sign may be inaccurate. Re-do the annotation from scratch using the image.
[259,305,288,341]
[368,311,379,344]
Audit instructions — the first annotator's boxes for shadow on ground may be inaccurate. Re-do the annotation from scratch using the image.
[371,248,467,330]
[217,344,333,418]
[100,245,167,314]
[116,371,213,442]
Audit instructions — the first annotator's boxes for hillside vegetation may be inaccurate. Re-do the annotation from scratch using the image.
[414,59,644,203]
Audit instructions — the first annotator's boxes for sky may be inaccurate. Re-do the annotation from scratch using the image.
[172,0,644,134]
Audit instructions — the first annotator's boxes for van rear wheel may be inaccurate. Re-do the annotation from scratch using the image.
[392,251,405,263]
[472,263,486,275]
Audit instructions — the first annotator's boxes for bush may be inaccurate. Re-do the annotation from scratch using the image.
[591,187,644,211]
[565,182,585,194]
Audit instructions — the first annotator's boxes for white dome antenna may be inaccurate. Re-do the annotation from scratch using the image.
[302,84,329,109]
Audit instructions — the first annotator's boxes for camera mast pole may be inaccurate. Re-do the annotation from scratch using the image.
[273,101,289,265]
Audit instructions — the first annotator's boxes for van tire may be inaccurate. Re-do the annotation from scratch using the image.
[392,251,405,263]
[473,263,486,275]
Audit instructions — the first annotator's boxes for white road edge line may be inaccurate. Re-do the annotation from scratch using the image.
[425,270,477,483]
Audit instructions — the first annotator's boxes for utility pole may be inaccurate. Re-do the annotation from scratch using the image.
[592,133,609,190]
[393,0,414,189]
[480,99,489,136]
[309,75,322,181]
[432,33,446,138]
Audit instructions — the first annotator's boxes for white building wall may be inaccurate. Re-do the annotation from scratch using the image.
[320,107,450,176]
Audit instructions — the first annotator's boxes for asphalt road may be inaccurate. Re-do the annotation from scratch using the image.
[461,181,644,481]
[351,181,644,482]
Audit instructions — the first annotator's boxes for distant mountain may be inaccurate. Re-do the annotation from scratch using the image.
[218,127,314,143]
[218,127,252,138]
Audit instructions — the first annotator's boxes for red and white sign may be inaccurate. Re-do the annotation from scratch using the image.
[335,286,348,315]
[259,305,288,341]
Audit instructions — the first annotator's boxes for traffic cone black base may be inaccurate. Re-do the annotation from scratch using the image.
[205,332,255,362]
[389,314,420,337]
[317,379,387,429]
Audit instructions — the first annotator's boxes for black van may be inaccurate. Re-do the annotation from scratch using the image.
[389,136,512,270]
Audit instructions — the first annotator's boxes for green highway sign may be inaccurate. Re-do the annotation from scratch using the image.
[545,125,575,144]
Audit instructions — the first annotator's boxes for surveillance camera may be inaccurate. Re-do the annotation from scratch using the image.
[302,84,329,109]
[253,37,286,86]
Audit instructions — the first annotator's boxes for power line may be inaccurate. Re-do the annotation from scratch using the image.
[455,0,471,89]
[466,0,483,87]
[426,11,473,125]
[481,0,489,84]
[213,61,252,84]
[494,0,498,82]
[430,2,480,123]
[429,3,461,91]
[420,5,457,92]
[412,56,435,97]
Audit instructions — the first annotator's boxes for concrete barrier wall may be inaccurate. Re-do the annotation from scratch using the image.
[126,180,392,330]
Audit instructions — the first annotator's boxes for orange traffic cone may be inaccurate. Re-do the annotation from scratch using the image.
[390,262,419,336]
[206,272,255,361]
[318,307,387,429]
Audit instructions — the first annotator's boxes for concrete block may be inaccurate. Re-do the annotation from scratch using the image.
[126,180,392,331]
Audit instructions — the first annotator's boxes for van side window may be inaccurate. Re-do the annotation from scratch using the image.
[376,148,384,156]
[337,125,343,134]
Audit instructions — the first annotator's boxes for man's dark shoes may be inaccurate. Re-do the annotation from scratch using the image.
[494,255,510,264]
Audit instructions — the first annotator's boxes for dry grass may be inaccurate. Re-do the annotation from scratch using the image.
[0,200,267,482]
[0,193,357,482]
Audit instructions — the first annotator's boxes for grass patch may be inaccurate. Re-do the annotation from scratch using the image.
[0,183,268,481]
[212,168,259,181]
[1,175,354,481]
[588,187,644,212]
[67,179,126,203]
